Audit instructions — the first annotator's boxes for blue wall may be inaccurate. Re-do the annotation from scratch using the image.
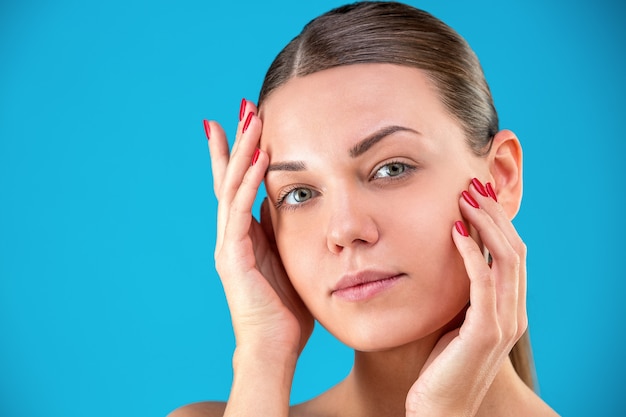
[1,1,624,415]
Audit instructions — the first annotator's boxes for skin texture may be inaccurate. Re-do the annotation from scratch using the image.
[261,64,482,353]
[170,64,559,417]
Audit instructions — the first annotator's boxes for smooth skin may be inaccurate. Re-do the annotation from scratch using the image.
[172,64,558,417]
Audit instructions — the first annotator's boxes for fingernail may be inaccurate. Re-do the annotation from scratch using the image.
[251,148,260,165]
[243,111,254,133]
[203,119,211,141]
[462,190,480,208]
[455,220,469,237]
[471,178,488,197]
[486,182,498,202]
[239,98,246,121]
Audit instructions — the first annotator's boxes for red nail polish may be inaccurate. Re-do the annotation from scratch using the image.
[471,178,488,197]
[251,148,260,165]
[239,98,246,121]
[203,119,211,141]
[243,111,254,133]
[486,182,498,202]
[462,190,480,208]
[455,220,469,237]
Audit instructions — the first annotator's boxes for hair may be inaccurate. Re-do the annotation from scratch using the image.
[257,1,535,389]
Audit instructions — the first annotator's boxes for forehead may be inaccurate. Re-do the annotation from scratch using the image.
[259,63,461,156]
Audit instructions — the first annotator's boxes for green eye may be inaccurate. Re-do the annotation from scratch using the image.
[375,162,407,178]
[284,188,313,205]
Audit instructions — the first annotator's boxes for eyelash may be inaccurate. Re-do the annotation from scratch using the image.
[371,159,417,181]
[274,160,417,211]
[275,184,314,211]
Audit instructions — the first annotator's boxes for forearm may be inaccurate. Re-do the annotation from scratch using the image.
[223,345,298,417]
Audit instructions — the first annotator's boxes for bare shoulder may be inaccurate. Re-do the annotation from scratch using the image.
[167,401,316,417]
[167,401,227,417]
[528,396,561,417]
[515,384,561,417]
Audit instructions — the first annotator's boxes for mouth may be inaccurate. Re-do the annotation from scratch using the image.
[331,271,404,302]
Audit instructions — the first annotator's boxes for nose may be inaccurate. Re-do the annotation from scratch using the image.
[326,189,379,254]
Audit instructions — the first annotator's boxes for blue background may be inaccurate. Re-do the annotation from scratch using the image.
[1,0,624,416]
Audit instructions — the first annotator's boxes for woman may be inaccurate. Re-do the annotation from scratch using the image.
[173,2,559,416]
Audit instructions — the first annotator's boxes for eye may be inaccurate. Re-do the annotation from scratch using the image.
[276,186,317,210]
[285,188,313,204]
[373,162,409,179]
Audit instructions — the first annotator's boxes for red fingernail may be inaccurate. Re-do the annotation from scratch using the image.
[243,111,254,133]
[251,148,260,165]
[239,98,246,121]
[486,182,498,202]
[471,178,488,197]
[203,119,211,141]
[462,190,480,208]
[455,220,469,237]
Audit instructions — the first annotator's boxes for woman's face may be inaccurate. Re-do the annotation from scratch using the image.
[260,64,488,351]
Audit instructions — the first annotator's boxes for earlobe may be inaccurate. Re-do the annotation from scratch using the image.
[488,129,523,219]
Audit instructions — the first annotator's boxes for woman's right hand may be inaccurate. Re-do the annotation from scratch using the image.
[205,99,314,361]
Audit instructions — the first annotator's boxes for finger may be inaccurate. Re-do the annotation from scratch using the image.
[216,106,262,249]
[219,101,260,206]
[206,121,230,198]
[452,221,498,339]
[220,149,268,259]
[467,181,528,333]
[459,186,524,342]
[230,99,259,161]
[204,99,258,200]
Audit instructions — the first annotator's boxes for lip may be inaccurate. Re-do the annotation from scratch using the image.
[331,270,404,302]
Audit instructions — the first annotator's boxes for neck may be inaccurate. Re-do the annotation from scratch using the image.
[330,338,528,417]
[340,333,440,417]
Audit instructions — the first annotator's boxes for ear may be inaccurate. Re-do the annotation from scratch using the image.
[488,129,523,219]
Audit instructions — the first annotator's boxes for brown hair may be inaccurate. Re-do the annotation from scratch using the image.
[258,1,535,389]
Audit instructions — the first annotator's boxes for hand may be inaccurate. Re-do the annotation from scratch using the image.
[205,100,314,359]
[405,179,527,417]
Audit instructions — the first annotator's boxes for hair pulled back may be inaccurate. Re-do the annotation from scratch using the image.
[258,1,533,389]
[259,1,498,156]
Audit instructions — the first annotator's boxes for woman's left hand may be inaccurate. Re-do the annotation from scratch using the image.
[405,178,528,417]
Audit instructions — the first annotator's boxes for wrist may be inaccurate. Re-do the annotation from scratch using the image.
[233,343,299,374]
[224,345,298,417]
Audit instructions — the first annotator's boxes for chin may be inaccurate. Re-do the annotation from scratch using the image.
[301,264,471,352]
[333,326,439,353]
[317,305,466,353]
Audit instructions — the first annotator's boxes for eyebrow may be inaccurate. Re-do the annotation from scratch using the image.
[349,125,420,158]
[266,125,420,172]
[266,160,307,172]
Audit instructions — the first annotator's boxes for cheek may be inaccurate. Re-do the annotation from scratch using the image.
[383,184,470,297]
[386,179,460,251]
[273,216,323,298]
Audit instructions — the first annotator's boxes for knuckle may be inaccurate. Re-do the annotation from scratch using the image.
[493,201,507,217]
[214,249,237,279]
[228,200,247,217]
[502,315,528,345]
[467,244,483,258]
[517,314,529,336]
[518,240,528,258]
[511,238,527,259]
[475,270,494,284]
[479,325,503,348]
[501,323,517,344]
[214,249,227,273]
[214,246,222,263]
[214,258,225,277]
[501,245,520,267]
